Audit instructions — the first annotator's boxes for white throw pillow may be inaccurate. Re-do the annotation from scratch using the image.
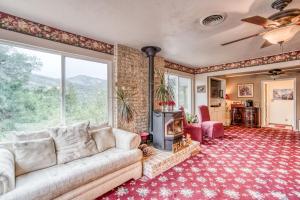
[13,138,56,176]
[12,130,50,141]
[49,122,98,164]
[89,122,109,132]
[113,128,141,150]
[91,126,115,152]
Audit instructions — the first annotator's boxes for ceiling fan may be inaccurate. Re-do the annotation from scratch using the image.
[258,68,300,79]
[222,0,300,48]
[267,69,286,79]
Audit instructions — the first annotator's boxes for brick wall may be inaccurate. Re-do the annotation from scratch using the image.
[114,45,167,133]
[114,44,147,133]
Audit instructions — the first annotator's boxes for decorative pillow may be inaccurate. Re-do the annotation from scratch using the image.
[49,122,98,164]
[12,130,50,141]
[13,138,56,176]
[89,122,109,132]
[91,126,115,152]
[113,128,141,150]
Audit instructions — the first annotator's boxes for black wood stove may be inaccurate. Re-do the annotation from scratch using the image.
[152,110,184,151]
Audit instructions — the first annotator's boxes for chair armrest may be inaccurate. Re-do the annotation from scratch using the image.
[113,129,141,150]
[186,123,201,128]
[0,148,15,195]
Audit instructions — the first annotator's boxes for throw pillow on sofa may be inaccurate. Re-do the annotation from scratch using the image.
[13,137,57,176]
[49,121,98,164]
[90,126,115,152]
[89,122,109,132]
[113,128,141,150]
[12,130,50,141]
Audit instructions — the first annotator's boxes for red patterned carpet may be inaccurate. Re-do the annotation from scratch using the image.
[98,127,300,200]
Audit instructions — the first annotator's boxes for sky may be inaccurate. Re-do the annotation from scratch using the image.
[14,46,108,80]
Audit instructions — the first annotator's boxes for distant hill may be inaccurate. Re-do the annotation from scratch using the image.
[28,74,59,88]
[67,75,107,89]
[27,74,107,91]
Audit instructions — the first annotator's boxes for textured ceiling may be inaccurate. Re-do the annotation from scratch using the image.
[0,0,299,67]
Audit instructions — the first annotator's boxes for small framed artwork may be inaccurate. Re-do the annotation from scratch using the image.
[197,85,206,93]
[273,89,293,100]
[238,83,254,98]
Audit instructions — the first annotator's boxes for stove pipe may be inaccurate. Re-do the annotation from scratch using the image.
[141,46,161,133]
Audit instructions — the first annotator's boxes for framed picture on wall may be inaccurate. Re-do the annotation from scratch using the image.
[238,83,254,98]
[197,85,206,93]
[273,89,293,100]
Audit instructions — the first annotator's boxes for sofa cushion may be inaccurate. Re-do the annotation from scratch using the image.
[14,138,56,176]
[0,141,13,152]
[0,148,142,200]
[49,122,98,164]
[113,128,141,150]
[91,127,115,152]
[0,148,15,195]
[89,122,109,132]
[12,130,50,141]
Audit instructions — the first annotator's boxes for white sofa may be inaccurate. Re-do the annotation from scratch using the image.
[0,123,142,200]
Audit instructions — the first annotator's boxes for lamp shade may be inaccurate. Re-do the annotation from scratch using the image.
[262,25,300,44]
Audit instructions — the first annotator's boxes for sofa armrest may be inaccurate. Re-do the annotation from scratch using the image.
[113,129,141,150]
[0,148,15,195]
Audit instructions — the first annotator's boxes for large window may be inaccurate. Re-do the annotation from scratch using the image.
[166,74,192,113]
[65,57,108,124]
[0,43,109,140]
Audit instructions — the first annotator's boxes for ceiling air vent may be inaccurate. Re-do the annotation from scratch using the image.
[201,14,226,26]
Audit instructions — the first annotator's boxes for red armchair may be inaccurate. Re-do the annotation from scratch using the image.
[179,107,202,143]
[198,105,224,139]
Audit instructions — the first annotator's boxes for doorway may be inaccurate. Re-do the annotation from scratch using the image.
[261,79,296,129]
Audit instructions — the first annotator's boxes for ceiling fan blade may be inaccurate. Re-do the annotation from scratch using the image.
[285,71,300,75]
[260,40,273,48]
[291,15,300,25]
[221,33,259,46]
[284,68,300,73]
[259,73,272,75]
[241,16,280,28]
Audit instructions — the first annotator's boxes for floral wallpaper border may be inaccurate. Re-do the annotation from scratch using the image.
[164,50,300,75]
[165,60,195,74]
[195,50,300,74]
[1,11,299,74]
[0,11,114,55]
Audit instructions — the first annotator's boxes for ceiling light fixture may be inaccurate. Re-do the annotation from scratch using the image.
[269,69,283,80]
[270,74,280,80]
[262,25,300,44]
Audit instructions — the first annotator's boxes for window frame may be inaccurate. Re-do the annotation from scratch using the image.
[165,72,193,114]
[0,40,113,127]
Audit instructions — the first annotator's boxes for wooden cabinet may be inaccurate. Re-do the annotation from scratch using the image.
[231,106,260,128]
[244,107,260,128]
[231,106,243,125]
[209,107,226,125]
